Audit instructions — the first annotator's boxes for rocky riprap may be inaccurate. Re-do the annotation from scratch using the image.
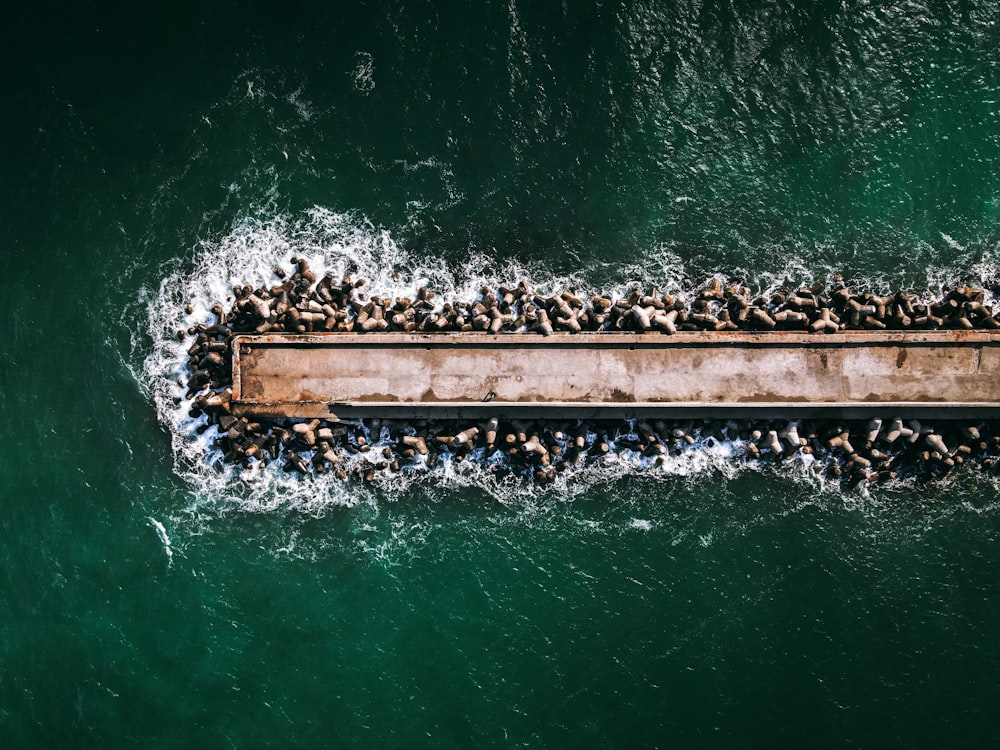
[174,258,1000,486]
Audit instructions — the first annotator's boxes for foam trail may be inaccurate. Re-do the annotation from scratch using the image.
[148,517,173,563]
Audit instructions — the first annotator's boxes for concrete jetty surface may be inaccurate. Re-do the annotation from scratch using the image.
[231,331,1000,420]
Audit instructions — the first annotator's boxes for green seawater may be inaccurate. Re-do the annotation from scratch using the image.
[3,1,1000,746]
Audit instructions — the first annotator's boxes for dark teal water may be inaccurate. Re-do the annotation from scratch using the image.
[4,2,1000,746]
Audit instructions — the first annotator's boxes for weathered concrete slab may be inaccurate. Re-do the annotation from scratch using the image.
[231,331,1000,420]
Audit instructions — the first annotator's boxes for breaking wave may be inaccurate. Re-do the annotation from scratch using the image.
[135,206,1000,514]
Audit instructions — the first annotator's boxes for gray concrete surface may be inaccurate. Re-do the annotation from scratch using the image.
[231,331,1000,420]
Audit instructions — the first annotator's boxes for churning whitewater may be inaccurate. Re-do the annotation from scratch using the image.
[138,207,1000,511]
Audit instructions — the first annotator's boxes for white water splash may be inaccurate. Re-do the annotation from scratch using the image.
[148,517,173,563]
[134,206,1000,514]
[351,52,375,95]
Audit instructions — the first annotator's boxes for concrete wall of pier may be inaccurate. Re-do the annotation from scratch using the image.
[231,331,1000,420]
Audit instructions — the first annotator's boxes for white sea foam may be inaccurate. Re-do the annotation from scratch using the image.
[351,52,375,95]
[148,517,173,562]
[135,206,1000,513]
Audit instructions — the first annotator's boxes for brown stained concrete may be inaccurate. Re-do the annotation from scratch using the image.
[230,331,1000,420]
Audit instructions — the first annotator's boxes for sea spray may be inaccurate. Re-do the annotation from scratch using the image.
[137,208,1000,511]
[147,517,174,563]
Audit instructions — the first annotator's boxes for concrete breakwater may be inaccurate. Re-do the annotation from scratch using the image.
[231,331,1000,420]
[175,258,1000,486]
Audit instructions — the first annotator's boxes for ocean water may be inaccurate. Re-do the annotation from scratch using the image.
[3,1,1000,746]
